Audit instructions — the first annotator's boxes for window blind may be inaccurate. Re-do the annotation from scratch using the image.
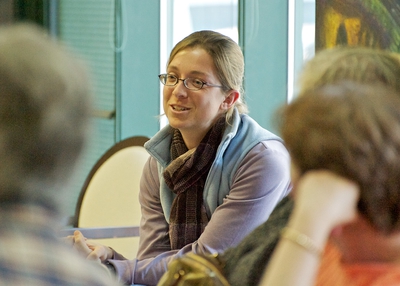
[58,0,116,219]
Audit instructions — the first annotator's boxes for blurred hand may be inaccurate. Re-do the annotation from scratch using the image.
[293,170,360,230]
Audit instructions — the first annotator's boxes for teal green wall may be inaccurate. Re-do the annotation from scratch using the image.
[240,0,288,134]
[118,0,289,139]
[118,1,161,140]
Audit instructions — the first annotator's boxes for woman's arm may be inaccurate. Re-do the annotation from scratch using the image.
[195,140,292,252]
[259,171,359,286]
[136,156,171,260]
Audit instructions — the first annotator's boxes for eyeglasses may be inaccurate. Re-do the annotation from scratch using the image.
[158,73,224,91]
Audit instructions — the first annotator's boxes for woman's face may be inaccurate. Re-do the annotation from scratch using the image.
[163,47,236,147]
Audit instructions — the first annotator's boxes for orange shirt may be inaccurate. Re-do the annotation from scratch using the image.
[315,242,400,286]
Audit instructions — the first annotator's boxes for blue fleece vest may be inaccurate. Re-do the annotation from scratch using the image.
[144,108,281,222]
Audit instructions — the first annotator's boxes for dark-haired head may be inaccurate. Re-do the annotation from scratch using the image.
[280,82,400,234]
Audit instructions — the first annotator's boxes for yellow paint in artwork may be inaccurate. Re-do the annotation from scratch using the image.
[322,6,362,48]
[323,6,342,48]
[344,18,361,45]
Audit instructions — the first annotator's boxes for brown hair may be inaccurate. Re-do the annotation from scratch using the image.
[298,46,400,94]
[280,82,400,234]
[167,30,248,120]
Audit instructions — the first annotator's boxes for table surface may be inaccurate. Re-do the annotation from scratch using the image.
[59,225,140,239]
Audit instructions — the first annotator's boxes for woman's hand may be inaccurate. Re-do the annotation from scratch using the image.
[72,230,95,259]
[67,231,113,263]
[293,170,360,231]
[85,237,114,262]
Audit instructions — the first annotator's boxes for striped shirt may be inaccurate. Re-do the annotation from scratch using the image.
[316,242,400,286]
[0,205,120,286]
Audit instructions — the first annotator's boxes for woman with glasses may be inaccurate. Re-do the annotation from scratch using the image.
[72,30,291,285]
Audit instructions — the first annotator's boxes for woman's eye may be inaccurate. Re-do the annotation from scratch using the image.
[166,75,176,82]
[192,79,203,87]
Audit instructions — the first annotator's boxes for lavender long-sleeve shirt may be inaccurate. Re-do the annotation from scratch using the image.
[109,111,292,285]
[110,141,291,285]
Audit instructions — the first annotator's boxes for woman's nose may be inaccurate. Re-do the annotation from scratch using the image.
[172,80,188,97]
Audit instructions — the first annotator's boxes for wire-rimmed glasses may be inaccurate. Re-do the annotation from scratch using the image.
[158,73,224,91]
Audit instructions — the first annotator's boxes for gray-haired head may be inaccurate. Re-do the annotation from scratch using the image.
[0,23,92,216]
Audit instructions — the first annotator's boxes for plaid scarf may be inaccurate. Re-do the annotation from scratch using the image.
[163,117,225,249]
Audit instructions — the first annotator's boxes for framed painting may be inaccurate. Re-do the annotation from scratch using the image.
[315,0,400,52]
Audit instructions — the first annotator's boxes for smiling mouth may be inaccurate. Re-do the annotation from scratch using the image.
[172,105,189,111]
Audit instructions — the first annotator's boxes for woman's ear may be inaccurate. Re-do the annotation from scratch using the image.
[221,90,239,110]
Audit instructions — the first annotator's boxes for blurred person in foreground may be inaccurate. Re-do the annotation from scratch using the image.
[0,23,119,285]
[261,82,400,285]
[219,46,400,286]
